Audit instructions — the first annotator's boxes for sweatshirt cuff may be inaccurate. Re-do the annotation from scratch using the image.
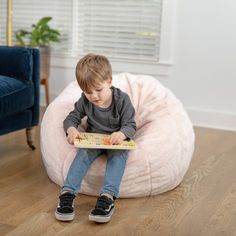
[120,127,135,140]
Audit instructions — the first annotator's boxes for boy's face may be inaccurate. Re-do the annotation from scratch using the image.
[84,80,112,108]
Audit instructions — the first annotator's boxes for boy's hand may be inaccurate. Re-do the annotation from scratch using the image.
[66,127,82,144]
[109,131,126,145]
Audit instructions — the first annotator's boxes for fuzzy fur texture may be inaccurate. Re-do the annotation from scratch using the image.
[40,73,195,197]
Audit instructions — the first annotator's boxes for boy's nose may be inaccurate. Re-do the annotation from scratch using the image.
[91,93,98,99]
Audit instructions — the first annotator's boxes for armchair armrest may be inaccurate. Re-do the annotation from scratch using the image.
[31,48,40,125]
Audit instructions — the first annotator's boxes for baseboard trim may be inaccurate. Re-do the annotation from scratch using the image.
[187,108,236,131]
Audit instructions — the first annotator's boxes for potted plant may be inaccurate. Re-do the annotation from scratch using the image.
[15,16,60,105]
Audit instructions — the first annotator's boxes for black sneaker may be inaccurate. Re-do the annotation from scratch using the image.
[55,192,76,221]
[89,195,115,223]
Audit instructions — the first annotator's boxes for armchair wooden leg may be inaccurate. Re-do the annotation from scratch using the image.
[41,78,50,106]
[44,78,50,106]
[26,128,36,150]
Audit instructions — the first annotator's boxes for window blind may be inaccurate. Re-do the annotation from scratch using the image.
[0,0,163,62]
[0,1,7,44]
[76,0,162,61]
[0,0,73,53]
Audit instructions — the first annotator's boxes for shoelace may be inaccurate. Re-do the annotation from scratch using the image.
[96,196,113,210]
[59,193,75,207]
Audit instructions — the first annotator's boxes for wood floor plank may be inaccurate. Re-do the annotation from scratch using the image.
[199,184,236,236]
[0,224,16,236]
[0,117,236,236]
[5,212,61,236]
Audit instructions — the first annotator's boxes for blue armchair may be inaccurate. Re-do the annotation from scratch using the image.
[0,46,40,149]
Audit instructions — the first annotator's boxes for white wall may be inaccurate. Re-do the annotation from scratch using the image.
[43,0,236,131]
[162,0,236,130]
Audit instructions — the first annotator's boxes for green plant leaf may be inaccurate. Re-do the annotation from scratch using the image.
[14,30,31,46]
[14,16,61,47]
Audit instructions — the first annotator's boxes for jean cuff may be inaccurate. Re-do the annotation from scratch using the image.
[61,187,77,196]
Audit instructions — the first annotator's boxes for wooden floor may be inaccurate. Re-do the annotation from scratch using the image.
[0,118,236,236]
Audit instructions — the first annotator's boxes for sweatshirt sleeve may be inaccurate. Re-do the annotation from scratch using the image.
[119,95,136,139]
[63,97,86,134]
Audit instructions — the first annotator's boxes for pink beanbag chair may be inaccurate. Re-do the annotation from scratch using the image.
[40,73,195,197]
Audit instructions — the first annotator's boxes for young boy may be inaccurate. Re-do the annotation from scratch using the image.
[55,53,136,223]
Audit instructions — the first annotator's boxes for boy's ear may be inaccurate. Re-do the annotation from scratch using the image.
[108,79,112,87]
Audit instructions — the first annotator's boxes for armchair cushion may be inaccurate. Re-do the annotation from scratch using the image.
[0,75,34,118]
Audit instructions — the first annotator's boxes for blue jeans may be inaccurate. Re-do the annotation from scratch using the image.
[62,148,128,198]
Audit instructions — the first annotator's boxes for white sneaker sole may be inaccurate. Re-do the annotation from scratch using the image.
[88,209,114,223]
[55,211,75,221]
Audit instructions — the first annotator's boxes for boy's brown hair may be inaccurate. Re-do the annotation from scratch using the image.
[75,53,112,93]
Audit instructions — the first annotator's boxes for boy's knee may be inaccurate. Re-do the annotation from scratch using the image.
[107,150,128,159]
